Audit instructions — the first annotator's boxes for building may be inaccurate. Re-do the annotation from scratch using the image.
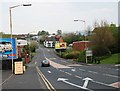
[73,41,90,51]
[44,35,64,48]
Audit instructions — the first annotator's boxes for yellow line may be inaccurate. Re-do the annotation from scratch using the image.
[36,66,56,91]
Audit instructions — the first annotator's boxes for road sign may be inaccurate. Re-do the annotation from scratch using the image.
[86,50,93,57]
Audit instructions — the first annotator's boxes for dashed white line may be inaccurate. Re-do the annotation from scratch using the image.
[59,70,64,73]
[71,69,76,72]
[48,71,51,74]
[103,74,119,78]
[74,75,82,79]
[92,80,110,87]
[65,72,72,75]
[79,69,86,71]
[88,71,98,74]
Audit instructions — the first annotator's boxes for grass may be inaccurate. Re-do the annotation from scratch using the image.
[100,53,120,64]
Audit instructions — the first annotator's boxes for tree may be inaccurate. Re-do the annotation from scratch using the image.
[30,41,39,52]
[90,21,115,57]
[37,30,49,43]
[108,24,119,53]
[63,32,83,44]
[57,30,62,35]
[37,30,49,36]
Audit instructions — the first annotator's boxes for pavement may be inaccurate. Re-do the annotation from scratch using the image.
[2,62,47,90]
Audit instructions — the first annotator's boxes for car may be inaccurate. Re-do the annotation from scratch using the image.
[41,60,50,67]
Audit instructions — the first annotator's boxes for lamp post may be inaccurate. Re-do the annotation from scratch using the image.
[74,19,87,63]
[9,4,31,74]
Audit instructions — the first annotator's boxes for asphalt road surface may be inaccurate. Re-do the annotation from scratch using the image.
[1,45,120,91]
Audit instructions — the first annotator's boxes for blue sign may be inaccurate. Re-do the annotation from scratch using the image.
[0,38,17,60]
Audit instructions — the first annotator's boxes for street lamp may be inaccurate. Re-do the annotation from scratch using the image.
[74,19,87,63]
[9,4,31,74]
[74,19,86,48]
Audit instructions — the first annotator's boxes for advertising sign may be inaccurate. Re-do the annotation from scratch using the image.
[0,38,17,60]
[55,42,67,49]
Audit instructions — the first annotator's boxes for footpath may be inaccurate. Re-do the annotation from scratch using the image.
[2,61,47,90]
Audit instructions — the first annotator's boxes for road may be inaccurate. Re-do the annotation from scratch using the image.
[1,45,120,90]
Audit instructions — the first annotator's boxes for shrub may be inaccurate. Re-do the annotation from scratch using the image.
[30,41,39,52]
[76,50,86,63]
[62,49,80,59]
[92,45,111,57]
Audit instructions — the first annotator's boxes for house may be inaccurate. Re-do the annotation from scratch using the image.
[73,41,90,51]
[44,35,64,48]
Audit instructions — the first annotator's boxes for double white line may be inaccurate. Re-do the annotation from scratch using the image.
[36,66,56,91]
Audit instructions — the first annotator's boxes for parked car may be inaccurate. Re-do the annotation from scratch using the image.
[41,60,50,67]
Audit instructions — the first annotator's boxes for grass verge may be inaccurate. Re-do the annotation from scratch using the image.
[100,53,120,64]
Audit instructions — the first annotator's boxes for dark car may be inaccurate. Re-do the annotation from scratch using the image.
[41,60,50,67]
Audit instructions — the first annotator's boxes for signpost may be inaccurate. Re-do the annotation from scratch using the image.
[86,50,93,63]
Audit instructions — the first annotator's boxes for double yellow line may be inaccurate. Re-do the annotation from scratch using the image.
[36,66,56,91]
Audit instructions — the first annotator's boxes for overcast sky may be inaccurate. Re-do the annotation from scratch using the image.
[0,0,119,34]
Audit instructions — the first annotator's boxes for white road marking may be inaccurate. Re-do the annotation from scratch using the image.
[57,78,93,91]
[59,70,64,73]
[116,69,119,70]
[71,69,76,72]
[92,80,111,87]
[79,69,86,71]
[42,48,119,89]
[0,74,13,86]
[103,74,119,78]
[49,58,56,60]
[115,64,120,67]
[45,57,71,69]
[88,71,98,74]
[74,75,82,79]
[83,77,93,88]
[65,72,72,75]
[48,71,51,74]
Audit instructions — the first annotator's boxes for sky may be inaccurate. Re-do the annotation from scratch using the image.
[0,0,119,35]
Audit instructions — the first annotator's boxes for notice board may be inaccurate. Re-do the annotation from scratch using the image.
[14,61,23,74]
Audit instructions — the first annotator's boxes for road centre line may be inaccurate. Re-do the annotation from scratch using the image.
[103,74,120,78]
[65,72,72,75]
[77,68,119,78]
[74,75,82,79]
[59,70,64,72]
[79,69,86,71]
[88,71,98,74]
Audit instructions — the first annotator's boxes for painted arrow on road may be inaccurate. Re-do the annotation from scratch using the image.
[83,77,93,88]
[57,78,93,91]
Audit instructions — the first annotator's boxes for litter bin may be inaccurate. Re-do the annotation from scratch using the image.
[14,58,23,75]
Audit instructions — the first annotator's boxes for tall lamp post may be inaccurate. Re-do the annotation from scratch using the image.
[74,19,87,63]
[9,4,31,74]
